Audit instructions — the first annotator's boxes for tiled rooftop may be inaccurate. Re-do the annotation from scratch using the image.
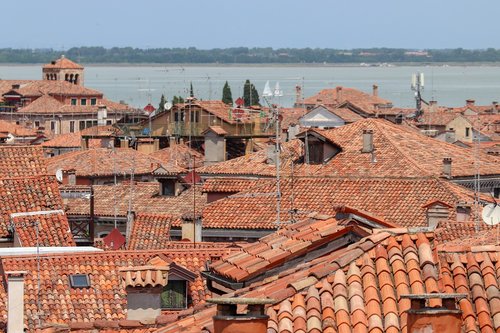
[42,56,84,69]
[208,215,364,283]
[128,213,175,250]
[154,230,500,333]
[150,143,205,171]
[201,177,486,233]
[12,212,75,247]
[2,80,102,98]
[64,182,206,222]
[0,119,37,137]
[0,246,238,329]
[199,118,500,178]
[202,178,259,193]
[0,146,47,177]
[301,87,392,113]
[47,148,183,177]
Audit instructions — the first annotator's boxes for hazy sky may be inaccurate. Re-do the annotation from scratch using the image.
[3,0,497,49]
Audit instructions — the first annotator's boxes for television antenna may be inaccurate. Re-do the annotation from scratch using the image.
[262,80,284,228]
[410,72,426,118]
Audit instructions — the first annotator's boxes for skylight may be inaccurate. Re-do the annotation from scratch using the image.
[69,274,91,288]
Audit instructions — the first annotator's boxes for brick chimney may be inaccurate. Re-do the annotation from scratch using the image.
[7,271,27,333]
[81,137,88,150]
[442,157,452,178]
[208,298,274,333]
[361,129,374,153]
[336,86,343,103]
[372,84,378,97]
[402,293,465,333]
[181,213,202,242]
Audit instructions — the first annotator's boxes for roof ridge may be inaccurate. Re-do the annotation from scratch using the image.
[372,120,432,176]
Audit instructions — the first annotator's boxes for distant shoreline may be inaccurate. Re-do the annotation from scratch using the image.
[2,62,500,67]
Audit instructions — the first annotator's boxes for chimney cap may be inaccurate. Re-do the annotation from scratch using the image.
[401,293,467,300]
[6,271,27,278]
[443,157,452,163]
[207,297,275,305]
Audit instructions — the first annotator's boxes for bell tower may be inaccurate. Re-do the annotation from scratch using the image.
[42,55,84,86]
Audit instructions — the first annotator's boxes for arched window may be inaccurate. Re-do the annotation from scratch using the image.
[74,74,79,84]
[46,74,50,80]
[65,74,69,81]
[70,74,74,83]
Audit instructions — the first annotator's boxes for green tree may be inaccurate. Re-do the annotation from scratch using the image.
[172,96,185,106]
[158,94,167,111]
[222,81,233,105]
[190,82,194,98]
[243,79,260,107]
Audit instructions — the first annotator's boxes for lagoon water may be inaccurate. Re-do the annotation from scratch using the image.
[1,64,500,109]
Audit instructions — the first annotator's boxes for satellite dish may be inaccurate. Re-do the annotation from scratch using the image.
[55,169,63,182]
[481,203,500,226]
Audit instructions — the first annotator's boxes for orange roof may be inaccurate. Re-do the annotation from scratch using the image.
[12,212,75,247]
[301,87,392,114]
[202,178,259,193]
[4,80,101,98]
[199,118,500,178]
[0,146,47,178]
[150,144,205,170]
[64,182,206,221]
[154,230,500,333]
[42,125,120,148]
[42,56,84,69]
[414,110,465,126]
[0,246,238,328]
[201,177,485,231]
[47,148,183,177]
[128,213,174,250]
[0,119,36,137]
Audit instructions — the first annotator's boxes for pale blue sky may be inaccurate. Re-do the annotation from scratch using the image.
[3,0,497,49]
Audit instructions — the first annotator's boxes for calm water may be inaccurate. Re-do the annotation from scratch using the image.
[1,64,500,109]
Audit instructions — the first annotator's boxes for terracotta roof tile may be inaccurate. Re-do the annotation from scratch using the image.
[127,213,174,250]
[43,56,84,69]
[199,118,500,178]
[12,212,75,247]
[0,246,237,329]
[64,182,206,223]
[150,144,204,171]
[0,146,47,177]
[48,148,182,177]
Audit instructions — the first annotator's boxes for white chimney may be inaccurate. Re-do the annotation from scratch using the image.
[372,84,378,97]
[361,129,374,153]
[442,158,452,178]
[7,271,27,333]
[97,105,108,126]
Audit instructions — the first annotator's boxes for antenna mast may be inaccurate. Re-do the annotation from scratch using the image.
[411,72,425,117]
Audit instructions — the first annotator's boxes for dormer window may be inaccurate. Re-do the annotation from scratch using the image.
[160,179,176,196]
[298,131,341,165]
[161,279,187,309]
[69,274,91,288]
[307,141,324,164]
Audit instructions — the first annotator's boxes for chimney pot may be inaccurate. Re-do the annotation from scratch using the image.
[442,157,452,178]
[336,86,343,102]
[361,129,374,153]
[466,99,475,106]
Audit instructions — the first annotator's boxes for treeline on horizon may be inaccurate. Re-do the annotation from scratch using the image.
[2,47,500,64]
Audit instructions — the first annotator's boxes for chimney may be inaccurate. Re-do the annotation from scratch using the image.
[361,129,374,153]
[466,99,475,106]
[429,100,438,113]
[403,294,464,333]
[181,213,202,242]
[80,137,88,150]
[336,86,343,103]
[295,85,302,104]
[97,105,107,126]
[203,128,226,166]
[208,298,274,333]
[169,136,176,147]
[67,169,76,186]
[266,141,277,165]
[372,84,378,97]
[120,139,129,149]
[7,271,27,333]
[442,157,452,178]
[153,139,160,152]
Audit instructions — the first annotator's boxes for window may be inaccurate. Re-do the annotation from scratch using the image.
[79,121,86,131]
[69,121,75,133]
[494,188,500,199]
[174,112,179,122]
[69,274,91,288]
[90,98,97,105]
[81,99,87,106]
[34,121,40,128]
[71,98,77,105]
[50,121,56,132]
[465,127,471,137]
[161,280,187,309]
[160,179,176,196]
[106,120,112,125]
[190,111,200,123]
[307,141,324,164]
[86,120,93,128]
